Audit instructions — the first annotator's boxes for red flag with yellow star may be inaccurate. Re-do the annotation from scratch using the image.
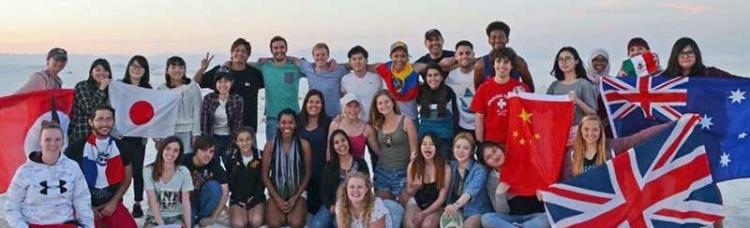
[500,92,574,196]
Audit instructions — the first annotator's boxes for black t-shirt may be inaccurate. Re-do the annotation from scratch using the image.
[64,138,133,207]
[199,64,264,130]
[416,50,455,65]
[182,152,228,195]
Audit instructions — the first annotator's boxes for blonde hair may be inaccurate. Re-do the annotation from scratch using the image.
[336,172,374,227]
[312,42,330,55]
[453,132,476,150]
[572,115,607,176]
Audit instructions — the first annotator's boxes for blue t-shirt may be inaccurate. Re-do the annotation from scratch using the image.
[300,59,349,117]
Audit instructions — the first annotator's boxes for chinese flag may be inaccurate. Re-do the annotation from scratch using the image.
[0,89,74,193]
[500,92,573,196]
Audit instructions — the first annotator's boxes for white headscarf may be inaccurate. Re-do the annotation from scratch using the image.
[587,48,610,85]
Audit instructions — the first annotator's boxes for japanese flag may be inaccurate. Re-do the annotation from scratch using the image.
[109,80,180,138]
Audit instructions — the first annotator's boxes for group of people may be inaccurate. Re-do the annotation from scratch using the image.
[5,19,737,228]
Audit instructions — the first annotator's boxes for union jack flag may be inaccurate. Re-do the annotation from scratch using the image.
[540,114,723,228]
[601,75,688,138]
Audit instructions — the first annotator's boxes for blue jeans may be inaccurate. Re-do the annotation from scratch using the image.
[383,199,404,228]
[265,117,278,141]
[192,180,222,224]
[307,205,334,228]
[373,167,407,196]
[481,212,549,228]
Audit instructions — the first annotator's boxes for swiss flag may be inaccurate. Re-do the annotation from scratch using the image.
[500,92,574,196]
[0,89,74,193]
[108,80,180,138]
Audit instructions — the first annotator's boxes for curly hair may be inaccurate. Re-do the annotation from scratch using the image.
[336,172,375,227]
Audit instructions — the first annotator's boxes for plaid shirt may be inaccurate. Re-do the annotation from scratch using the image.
[200,92,244,136]
[68,80,108,143]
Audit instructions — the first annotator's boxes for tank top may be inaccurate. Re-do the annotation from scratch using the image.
[333,121,368,159]
[269,137,304,199]
[376,116,410,169]
[299,124,328,178]
[415,182,439,210]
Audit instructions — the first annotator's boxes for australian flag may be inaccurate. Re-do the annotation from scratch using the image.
[540,114,723,227]
[601,75,750,182]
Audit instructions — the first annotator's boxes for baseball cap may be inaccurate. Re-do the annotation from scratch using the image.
[390,41,409,55]
[424,29,443,40]
[215,66,234,82]
[340,93,361,107]
[47,48,67,61]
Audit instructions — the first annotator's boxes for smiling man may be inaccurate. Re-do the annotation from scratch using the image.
[182,136,229,227]
[416,28,455,66]
[64,104,136,227]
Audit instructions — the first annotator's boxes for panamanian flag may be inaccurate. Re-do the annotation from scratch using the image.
[81,134,125,189]
[601,75,750,182]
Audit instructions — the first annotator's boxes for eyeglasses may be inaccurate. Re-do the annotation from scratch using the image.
[679,50,695,58]
[557,56,575,63]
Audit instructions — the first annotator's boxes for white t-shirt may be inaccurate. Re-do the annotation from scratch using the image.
[213,100,230,135]
[341,71,383,121]
[446,68,476,130]
[338,198,392,228]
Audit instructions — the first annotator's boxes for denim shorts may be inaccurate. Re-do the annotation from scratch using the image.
[373,166,407,196]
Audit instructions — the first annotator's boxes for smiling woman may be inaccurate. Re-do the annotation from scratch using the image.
[68,58,112,143]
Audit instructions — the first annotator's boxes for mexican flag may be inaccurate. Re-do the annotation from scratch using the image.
[622,52,658,77]
[0,89,74,193]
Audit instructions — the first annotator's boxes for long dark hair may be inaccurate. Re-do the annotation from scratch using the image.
[664,37,705,77]
[418,63,450,117]
[123,55,151,88]
[87,58,112,86]
[299,89,329,129]
[409,133,447,188]
[165,56,190,88]
[150,136,184,181]
[327,129,352,171]
[550,46,590,82]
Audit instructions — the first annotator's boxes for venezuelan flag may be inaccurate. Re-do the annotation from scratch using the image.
[376,61,419,102]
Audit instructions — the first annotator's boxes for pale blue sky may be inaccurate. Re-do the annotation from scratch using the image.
[1,0,748,74]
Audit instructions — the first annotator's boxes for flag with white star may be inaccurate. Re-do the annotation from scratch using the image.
[602,75,750,182]
[687,76,750,182]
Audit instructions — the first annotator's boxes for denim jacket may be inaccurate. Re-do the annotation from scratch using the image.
[447,159,493,217]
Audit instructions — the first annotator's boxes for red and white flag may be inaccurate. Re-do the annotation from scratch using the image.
[108,80,180,138]
[0,89,73,193]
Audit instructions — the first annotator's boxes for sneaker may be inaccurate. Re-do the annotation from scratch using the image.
[132,203,144,218]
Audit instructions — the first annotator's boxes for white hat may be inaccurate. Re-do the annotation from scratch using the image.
[340,93,361,107]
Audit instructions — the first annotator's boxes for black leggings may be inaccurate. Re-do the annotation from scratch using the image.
[122,137,146,202]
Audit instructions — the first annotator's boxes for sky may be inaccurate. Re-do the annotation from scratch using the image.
[0,0,749,74]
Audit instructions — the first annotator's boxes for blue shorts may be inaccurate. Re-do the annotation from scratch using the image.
[374,167,407,196]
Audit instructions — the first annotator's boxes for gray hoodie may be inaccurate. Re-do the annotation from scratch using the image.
[157,81,203,136]
[4,151,94,228]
